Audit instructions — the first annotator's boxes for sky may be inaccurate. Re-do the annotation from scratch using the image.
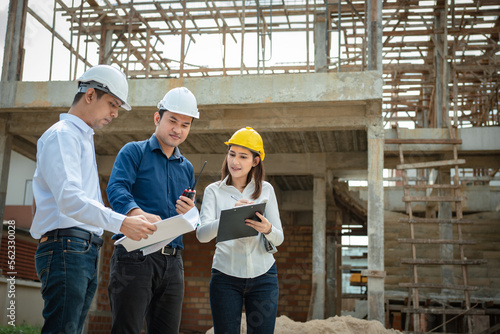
[0,2,6,70]
[0,0,316,82]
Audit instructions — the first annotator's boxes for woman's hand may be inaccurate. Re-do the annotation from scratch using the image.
[245,212,272,234]
[234,199,254,207]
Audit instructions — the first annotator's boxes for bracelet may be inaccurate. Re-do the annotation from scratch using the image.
[264,225,272,235]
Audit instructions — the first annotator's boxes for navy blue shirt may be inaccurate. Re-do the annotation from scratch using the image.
[107,134,195,249]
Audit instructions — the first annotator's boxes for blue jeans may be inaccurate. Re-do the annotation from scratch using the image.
[108,245,184,334]
[210,263,279,334]
[35,235,100,334]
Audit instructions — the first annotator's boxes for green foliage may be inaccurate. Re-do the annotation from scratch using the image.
[0,324,41,333]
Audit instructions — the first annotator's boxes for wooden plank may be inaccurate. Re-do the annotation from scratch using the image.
[399,282,479,290]
[404,184,461,189]
[339,265,367,270]
[402,196,464,202]
[397,159,466,169]
[398,330,466,334]
[398,218,475,224]
[361,269,386,278]
[385,138,462,144]
[401,258,488,265]
[397,238,476,245]
[402,307,486,315]
[341,293,368,299]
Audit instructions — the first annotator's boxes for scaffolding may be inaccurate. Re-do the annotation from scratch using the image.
[13,0,498,129]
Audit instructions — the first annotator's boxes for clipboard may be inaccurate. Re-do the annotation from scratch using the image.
[216,202,266,243]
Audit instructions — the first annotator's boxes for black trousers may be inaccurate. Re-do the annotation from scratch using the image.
[108,245,184,334]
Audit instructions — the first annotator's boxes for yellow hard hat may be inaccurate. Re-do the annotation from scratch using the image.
[224,127,265,161]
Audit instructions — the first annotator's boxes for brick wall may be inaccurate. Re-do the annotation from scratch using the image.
[181,233,216,332]
[275,228,313,321]
[87,224,313,333]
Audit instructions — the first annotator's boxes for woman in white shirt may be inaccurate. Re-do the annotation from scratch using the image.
[197,127,284,334]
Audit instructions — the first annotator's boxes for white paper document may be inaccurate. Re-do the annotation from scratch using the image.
[114,207,200,255]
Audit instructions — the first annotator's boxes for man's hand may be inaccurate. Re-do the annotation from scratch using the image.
[128,208,161,223]
[176,195,195,215]
[120,215,157,241]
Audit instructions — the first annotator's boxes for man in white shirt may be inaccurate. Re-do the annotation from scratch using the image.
[30,65,157,334]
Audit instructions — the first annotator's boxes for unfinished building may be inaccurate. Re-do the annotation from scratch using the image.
[0,0,499,333]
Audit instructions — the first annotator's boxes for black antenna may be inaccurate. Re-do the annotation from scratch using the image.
[181,161,208,200]
[191,161,207,191]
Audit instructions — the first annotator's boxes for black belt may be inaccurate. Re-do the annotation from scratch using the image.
[43,227,103,247]
[160,245,181,256]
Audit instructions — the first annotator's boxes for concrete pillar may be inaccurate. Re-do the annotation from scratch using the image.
[366,107,385,324]
[309,176,326,319]
[422,83,432,128]
[335,210,342,316]
[314,12,328,73]
[326,233,336,317]
[438,167,454,290]
[1,0,28,81]
[0,120,13,223]
[366,0,382,72]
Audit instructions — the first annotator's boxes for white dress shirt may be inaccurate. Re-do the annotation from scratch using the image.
[197,176,284,278]
[30,113,126,239]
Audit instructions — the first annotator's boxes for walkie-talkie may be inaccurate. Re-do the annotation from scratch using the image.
[182,161,207,200]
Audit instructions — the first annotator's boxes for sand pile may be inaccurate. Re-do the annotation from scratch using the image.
[206,314,402,334]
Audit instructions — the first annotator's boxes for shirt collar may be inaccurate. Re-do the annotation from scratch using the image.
[220,175,230,187]
[60,113,94,136]
[149,134,181,159]
[219,175,255,188]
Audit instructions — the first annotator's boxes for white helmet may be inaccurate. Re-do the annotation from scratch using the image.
[77,65,131,111]
[157,87,199,119]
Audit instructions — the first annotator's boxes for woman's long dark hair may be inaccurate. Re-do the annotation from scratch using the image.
[221,146,265,200]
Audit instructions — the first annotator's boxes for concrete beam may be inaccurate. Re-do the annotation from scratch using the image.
[7,105,370,136]
[3,71,382,137]
[97,152,369,177]
[6,104,371,137]
[97,144,498,178]
[0,71,382,113]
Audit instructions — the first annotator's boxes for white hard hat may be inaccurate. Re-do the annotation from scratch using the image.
[77,65,131,111]
[157,87,199,119]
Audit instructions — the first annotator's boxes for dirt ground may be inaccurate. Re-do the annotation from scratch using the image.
[206,314,402,333]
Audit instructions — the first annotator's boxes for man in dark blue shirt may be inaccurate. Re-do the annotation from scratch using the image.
[107,87,200,334]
